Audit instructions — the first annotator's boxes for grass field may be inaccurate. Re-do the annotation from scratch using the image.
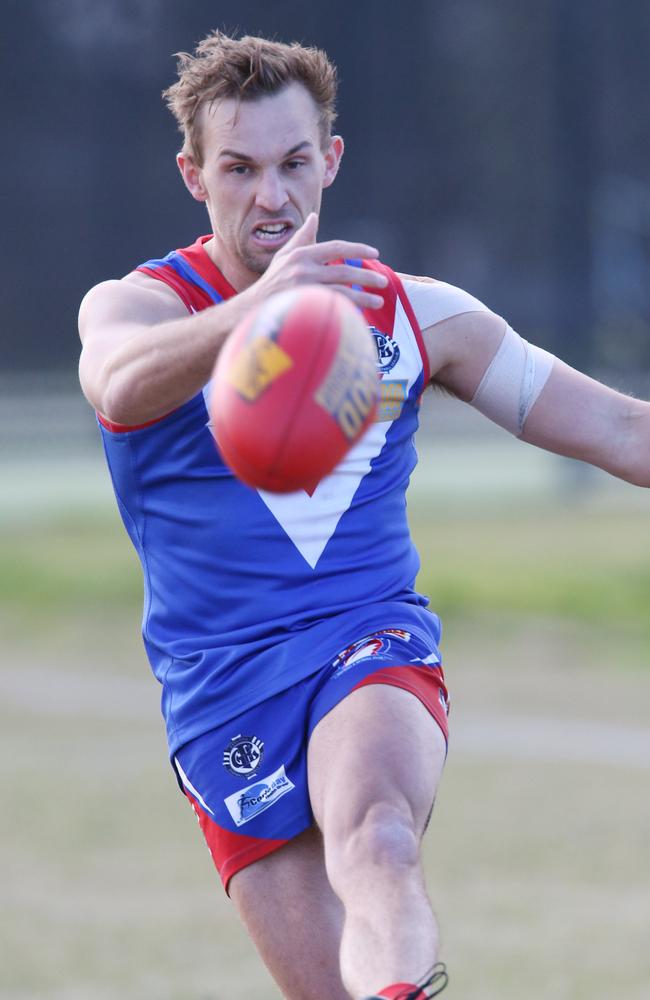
[2,433,650,999]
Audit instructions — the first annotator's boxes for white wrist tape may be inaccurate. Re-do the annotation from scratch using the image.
[470,324,555,436]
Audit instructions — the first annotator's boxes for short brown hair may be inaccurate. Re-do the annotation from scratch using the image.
[163,30,338,165]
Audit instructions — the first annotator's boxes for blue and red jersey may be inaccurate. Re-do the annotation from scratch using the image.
[98,236,441,755]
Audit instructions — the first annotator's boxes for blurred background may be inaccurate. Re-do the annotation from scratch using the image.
[2,2,649,999]
[4,0,650,376]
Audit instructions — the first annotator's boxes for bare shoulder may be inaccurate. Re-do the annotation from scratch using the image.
[426,310,507,398]
[79,271,187,342]
[395,270,503,385]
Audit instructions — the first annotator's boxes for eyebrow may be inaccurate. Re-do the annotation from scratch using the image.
[218,140,314,161]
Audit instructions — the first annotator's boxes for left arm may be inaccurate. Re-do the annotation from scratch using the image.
[518,358,650,487]
[419,307,650,488]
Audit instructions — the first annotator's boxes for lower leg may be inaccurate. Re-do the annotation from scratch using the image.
[229,826,348,1000]
[327,803,439,998]
[308,684,448,998]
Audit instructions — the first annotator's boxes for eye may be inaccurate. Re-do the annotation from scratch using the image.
[228,164,251,176]
[285,159,306,171]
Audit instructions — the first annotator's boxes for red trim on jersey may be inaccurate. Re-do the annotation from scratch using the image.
[179,235,239,301]
[184,790,288,894]
[136,264,198,313]
[353,258,431,385]
[358,258,399,334]
[395,274,431,386]
[97,411,175,433]
[136,237,237,313]
[352,664,449,744]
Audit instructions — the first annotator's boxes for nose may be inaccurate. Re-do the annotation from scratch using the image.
[254,169,290,212]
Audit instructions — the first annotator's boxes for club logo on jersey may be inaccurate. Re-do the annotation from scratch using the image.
[371,328,401,373]
[331,628,412,678]
[223,765,295,826]
[222,734,265,779]
[377,379,408,422]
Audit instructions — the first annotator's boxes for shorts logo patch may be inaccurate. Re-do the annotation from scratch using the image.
[332,629,411,678]
[371,328,401,373]
[224,765,295,827]
[222,734,264,779]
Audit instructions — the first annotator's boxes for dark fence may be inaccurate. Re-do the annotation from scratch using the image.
[3,0,649,379]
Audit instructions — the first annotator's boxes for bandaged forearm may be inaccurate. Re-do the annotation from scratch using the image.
[470,325,555,436]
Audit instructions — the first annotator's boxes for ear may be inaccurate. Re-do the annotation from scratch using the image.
[322,135,344,189]
[177,152,208,203]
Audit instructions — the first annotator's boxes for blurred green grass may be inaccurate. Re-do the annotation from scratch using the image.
[413,505,650,626]
[0,513,141,613]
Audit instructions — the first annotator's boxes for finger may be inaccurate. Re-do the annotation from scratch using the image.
[321,263,389,289]
[330,284,386,311]
[309,239,380,264]
[284,212,319,250]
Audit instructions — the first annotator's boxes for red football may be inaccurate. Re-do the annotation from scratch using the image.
[209,285,379,493]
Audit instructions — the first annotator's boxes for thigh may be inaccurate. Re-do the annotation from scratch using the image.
[307,626,449,836]
[308,680,447,839]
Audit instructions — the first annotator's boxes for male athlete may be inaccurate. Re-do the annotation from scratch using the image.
[78,31,650,1000]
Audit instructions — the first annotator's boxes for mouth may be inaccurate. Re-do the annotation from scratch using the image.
[250,220,294,249]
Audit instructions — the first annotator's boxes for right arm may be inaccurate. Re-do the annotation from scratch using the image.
[79,272,258,425]
[79,213,388,426]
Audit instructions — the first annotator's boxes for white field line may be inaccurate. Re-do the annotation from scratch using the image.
[2,667,650,769]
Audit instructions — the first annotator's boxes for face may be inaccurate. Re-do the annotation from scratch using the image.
[178,83,343,289]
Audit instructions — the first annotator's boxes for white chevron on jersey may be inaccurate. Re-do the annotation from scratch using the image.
[257,420,390,568]
[257,295,423,568]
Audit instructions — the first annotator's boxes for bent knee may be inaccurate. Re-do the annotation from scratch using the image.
[329,802,420,879]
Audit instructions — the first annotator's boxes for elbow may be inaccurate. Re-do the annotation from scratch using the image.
[98,376,139,426]
[98,364,165,426]
[93,362,178,427]
[622,467,650,489]
[98,395,135,427]
[79,350,143,426]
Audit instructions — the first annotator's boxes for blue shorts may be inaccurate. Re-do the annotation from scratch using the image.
[173,627,449,892]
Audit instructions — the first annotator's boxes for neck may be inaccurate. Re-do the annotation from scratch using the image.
[202,235,260,293]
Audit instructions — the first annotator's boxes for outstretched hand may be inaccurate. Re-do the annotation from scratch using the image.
[251,212,388,311]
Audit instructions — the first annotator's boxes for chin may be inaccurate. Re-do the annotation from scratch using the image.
[241,247,277,277]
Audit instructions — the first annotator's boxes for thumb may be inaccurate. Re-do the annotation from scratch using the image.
[286,212,319,248]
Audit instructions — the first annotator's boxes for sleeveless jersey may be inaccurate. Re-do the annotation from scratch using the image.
[99,236,441,755]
